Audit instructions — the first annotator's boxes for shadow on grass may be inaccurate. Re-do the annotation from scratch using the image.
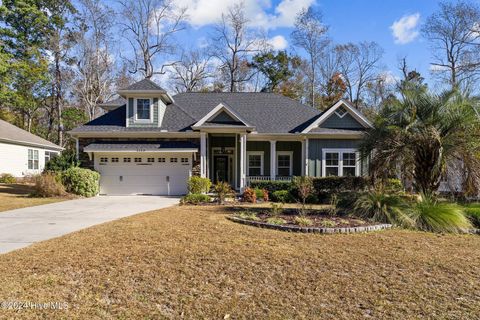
[0,183,34,196]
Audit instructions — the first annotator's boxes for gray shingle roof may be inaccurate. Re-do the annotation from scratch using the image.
[173,92,321,133]
[0,119,63,150]
[84,141,198,152]
[71,92,322,134]
[121,78,167,92]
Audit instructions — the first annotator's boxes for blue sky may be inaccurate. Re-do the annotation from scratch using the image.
[168,0,442,84]
[104,0,444,86]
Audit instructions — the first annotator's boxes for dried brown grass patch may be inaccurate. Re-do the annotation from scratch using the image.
[0,205,479,319]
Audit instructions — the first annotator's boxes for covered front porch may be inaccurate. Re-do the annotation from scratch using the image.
[199,133,305,190]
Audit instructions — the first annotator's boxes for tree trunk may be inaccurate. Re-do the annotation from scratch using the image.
[413,133,443,196]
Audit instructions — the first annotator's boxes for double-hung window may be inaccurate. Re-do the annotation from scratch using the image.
[28,149,39,170]
[323,149,359,177]
[136,98,151,120]
[44,151,57,164]
[276,152,292,176]
[247,152,263,176]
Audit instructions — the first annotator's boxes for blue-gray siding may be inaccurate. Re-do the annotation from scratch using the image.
[321,113,364,129]
[127,97,159,127]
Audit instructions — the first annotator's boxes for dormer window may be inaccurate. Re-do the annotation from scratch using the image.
[135,98,152,121]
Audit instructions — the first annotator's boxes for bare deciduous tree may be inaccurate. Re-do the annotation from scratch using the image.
[74,0,115,120]
[118,0,187,79]
[291,7,329,108]
[422,1,480,90]
[336,41,384,108]
[210,3,267,92]
[169,50,213,92]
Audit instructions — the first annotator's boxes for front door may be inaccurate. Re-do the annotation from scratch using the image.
[213,156,229,183]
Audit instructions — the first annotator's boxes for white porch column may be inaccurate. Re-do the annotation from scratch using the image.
[304,138,309,176]
[270,140,276,180]
[301,139,305,176]
[239,133,247,189]
[200,132,207,178]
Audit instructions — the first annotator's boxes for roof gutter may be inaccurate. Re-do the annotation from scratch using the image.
[0,137,64,151]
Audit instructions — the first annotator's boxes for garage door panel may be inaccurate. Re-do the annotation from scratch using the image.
[95,153,191,196]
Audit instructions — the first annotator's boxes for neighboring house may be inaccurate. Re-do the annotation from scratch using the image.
[0,119,63,177]
[69,79,373,196]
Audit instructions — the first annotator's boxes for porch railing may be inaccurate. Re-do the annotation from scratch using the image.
[246,176,292,185]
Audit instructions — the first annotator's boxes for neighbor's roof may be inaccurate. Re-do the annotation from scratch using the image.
[84,141,198,152]
[0,119,63,150]
[71,92,321,134]
[120,78,167,92]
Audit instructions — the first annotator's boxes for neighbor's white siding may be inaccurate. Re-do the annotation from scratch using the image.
[0,142,58,177]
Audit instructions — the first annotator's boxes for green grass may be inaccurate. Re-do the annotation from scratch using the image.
[462,203,480,228]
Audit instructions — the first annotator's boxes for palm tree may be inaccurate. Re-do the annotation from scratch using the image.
[362,89,480,196]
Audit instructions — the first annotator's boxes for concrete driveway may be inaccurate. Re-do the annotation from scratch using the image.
[0,196,179,254]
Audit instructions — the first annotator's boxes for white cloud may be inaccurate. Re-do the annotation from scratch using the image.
[390,13,420,45]
[268,35,288,50]
[176,0,316,30]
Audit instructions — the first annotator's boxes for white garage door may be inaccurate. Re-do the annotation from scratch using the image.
[94,153,192,196]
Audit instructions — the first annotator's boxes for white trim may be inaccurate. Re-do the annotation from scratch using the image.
[133,97,154,123]
[192,103,252,128]
[335,105,348,118]
[321,148,360,177]
[239,133,247,190]
[302,99,373,133]
[270,141,276,180]
[276,151,293,176]
[301,139,305,176]
[200,132,207,178]
[305,139,309,176]
[247,151,264,176]
[83,148,198,153]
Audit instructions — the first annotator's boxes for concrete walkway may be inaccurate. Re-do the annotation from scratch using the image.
[0,196,179,254]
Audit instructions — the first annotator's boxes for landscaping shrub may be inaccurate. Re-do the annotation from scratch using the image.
[271,190,295,203]
[353,190,414,227]
[464,204,480,228]
[266,217,287,225]
[411,196,472,233]
[292,176,314,214]
[213,181,234,204]
[294,216,313,227]
[249,181,291,193]
[336,192,362,211]
[236,211,260,221]
[187,176,211,194]
[180,193,211,205]
[0,173,16,184]
[251,177,370,204]
[320,219,337,227]
[243,187,256,203]
[270,202,283,216]
[32,173,65,197]
[43,150,79,173]
[312,176,369,192]
[62,167,99,197]
[384,178,403,192]
[262,189,269,202]
[254,188,264,200]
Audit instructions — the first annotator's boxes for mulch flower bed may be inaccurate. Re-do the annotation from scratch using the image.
[230,209,392,233]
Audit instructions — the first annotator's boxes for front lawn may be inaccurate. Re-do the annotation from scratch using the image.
[0,184,66,212]
[0,205,479,319]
